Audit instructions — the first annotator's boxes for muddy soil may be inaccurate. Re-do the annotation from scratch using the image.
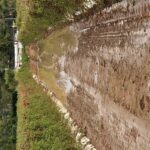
[64,1,150,149]
[29,0,150,149]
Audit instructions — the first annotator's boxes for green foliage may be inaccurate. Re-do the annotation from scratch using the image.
[16,62,81,150]
[0,0,16,16]
[16,0,83,45]
[28,0,77,16]
[4,69,17,91]
[16,0,122,45]
[0,0,16,69]
[0,72,17,150]
[0,1,17,148]
[0,116,16,149]
[0,19,14,68]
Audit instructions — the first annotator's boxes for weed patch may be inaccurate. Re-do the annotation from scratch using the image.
[16,62,81,150]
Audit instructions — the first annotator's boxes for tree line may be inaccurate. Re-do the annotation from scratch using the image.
[0,0,17,149]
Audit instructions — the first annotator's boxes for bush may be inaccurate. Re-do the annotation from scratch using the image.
[4,69,17,91]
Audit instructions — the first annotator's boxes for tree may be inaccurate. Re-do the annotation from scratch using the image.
[0,0,15,69]
[4,69,17,91]
[0,1,16,149]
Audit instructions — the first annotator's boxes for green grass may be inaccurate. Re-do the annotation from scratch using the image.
[16,60,81,150]
[15,1,121,149]
[38,26,78,66]
[39,27,77,55]
[16,0,83,45]
[16,0,118,45]
[38,67,67,103]
[36,26,79,103]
